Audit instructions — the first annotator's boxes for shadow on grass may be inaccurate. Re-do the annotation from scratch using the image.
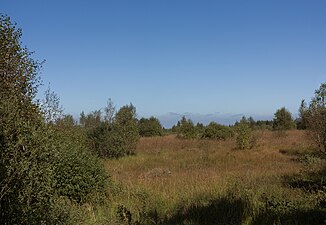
[140,194,326,225]
[252,208,326,225]
[279,148,325,160]
[133,149,326,225]
[162,195,249,225]
[275,151,326,225]
[284,166,326,193]
[280,147,325,193]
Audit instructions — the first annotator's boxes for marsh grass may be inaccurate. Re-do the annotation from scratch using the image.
[83,130,326,224]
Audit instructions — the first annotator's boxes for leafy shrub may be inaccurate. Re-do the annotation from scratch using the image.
[0,14,108,224]
[195,122,205,137]
[53,131,108,203]
[273,107,296,130]
[87,122,125,158]
[201,122,233,140]
[114,104,140,155]
[86,103,140,158]
[303,83,326,152]
[176,116,198,139]
[236,117,256,150]
[138,117,164,137]
[0,14,59,224]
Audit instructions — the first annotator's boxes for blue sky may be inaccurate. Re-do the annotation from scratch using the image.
[2,0,326,126]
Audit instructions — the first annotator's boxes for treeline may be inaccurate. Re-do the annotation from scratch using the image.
[167,100,325,151]
[56,88,324,153]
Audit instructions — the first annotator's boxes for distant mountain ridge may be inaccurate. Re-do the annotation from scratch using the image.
[154,112,274,128]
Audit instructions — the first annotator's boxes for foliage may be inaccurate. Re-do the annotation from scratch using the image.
[52,119,108,204]
[304,83,326,152]
[201,122,233,140]
[0,14,57,224]
[255,120,273,130]
[176,116,197,139]
[236,117,255,149]
[171,122,180,134]
[0,104,58,224]
[195,122,205,136]
[138,117,164,137]
[0,15,107,224]
[104,98,116,124]
[273,107,296,130]
[296,100,308,130]
[56,114,76,127]
[87,121,124,158]
[85,103,140,158]
[53,130,108,203]
[83,110,102,128]
[114,104,140,155]
[41,85,63,123]
[0,15,41,101]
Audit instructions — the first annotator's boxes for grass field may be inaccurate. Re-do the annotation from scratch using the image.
[86,130,326,225]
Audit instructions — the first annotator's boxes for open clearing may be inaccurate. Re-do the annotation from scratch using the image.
[99,130,326,225]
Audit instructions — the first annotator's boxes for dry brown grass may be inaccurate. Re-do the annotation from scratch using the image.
[104,130,314,213]
[90,130,326,225]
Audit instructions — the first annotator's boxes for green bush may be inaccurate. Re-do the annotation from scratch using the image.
[201,122,233,140]
[138,117,164,137]
[0,14,108,224]
[273,107,296,130]
[304,83,326,153]
[53,130,108,203]
[236,117,255,150]
[86,103,140,158]
[176,116,198,139]
[114,104,140,155]
[87,122,126,158]
[0,14,58,223]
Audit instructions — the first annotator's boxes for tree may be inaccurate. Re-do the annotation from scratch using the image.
[55,114,76,127]
[177,116,197,139]
[296,100,308,130]
[84,110,102,128]
[195,122,205,136]
[0,14,61,223]
[41,85,63,123]
[304,83,326,152]
[84,103,141,158]
[114,104,140,155]
[104,98,115,124]
[273,107,296,130]
[79,111,86,126]
[201,122,233,140]
[0,15,41,102]
[0,15,107,223]
[138,116,164,137]
[248,116,256,129]
[236,117,255,150]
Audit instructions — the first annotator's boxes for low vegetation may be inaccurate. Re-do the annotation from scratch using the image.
[99,131,326,225]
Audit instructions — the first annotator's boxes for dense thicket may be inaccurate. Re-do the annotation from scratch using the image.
[273,107,296,130]
[0,15,107,224]
[84,103,140,158]
[176,116,198,139]
[138,116,164,137]
[201,122,233,140]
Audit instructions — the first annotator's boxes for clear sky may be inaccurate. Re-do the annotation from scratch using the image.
[2,0,326,126]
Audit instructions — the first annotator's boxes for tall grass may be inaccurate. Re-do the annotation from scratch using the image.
[84,130,326,224]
